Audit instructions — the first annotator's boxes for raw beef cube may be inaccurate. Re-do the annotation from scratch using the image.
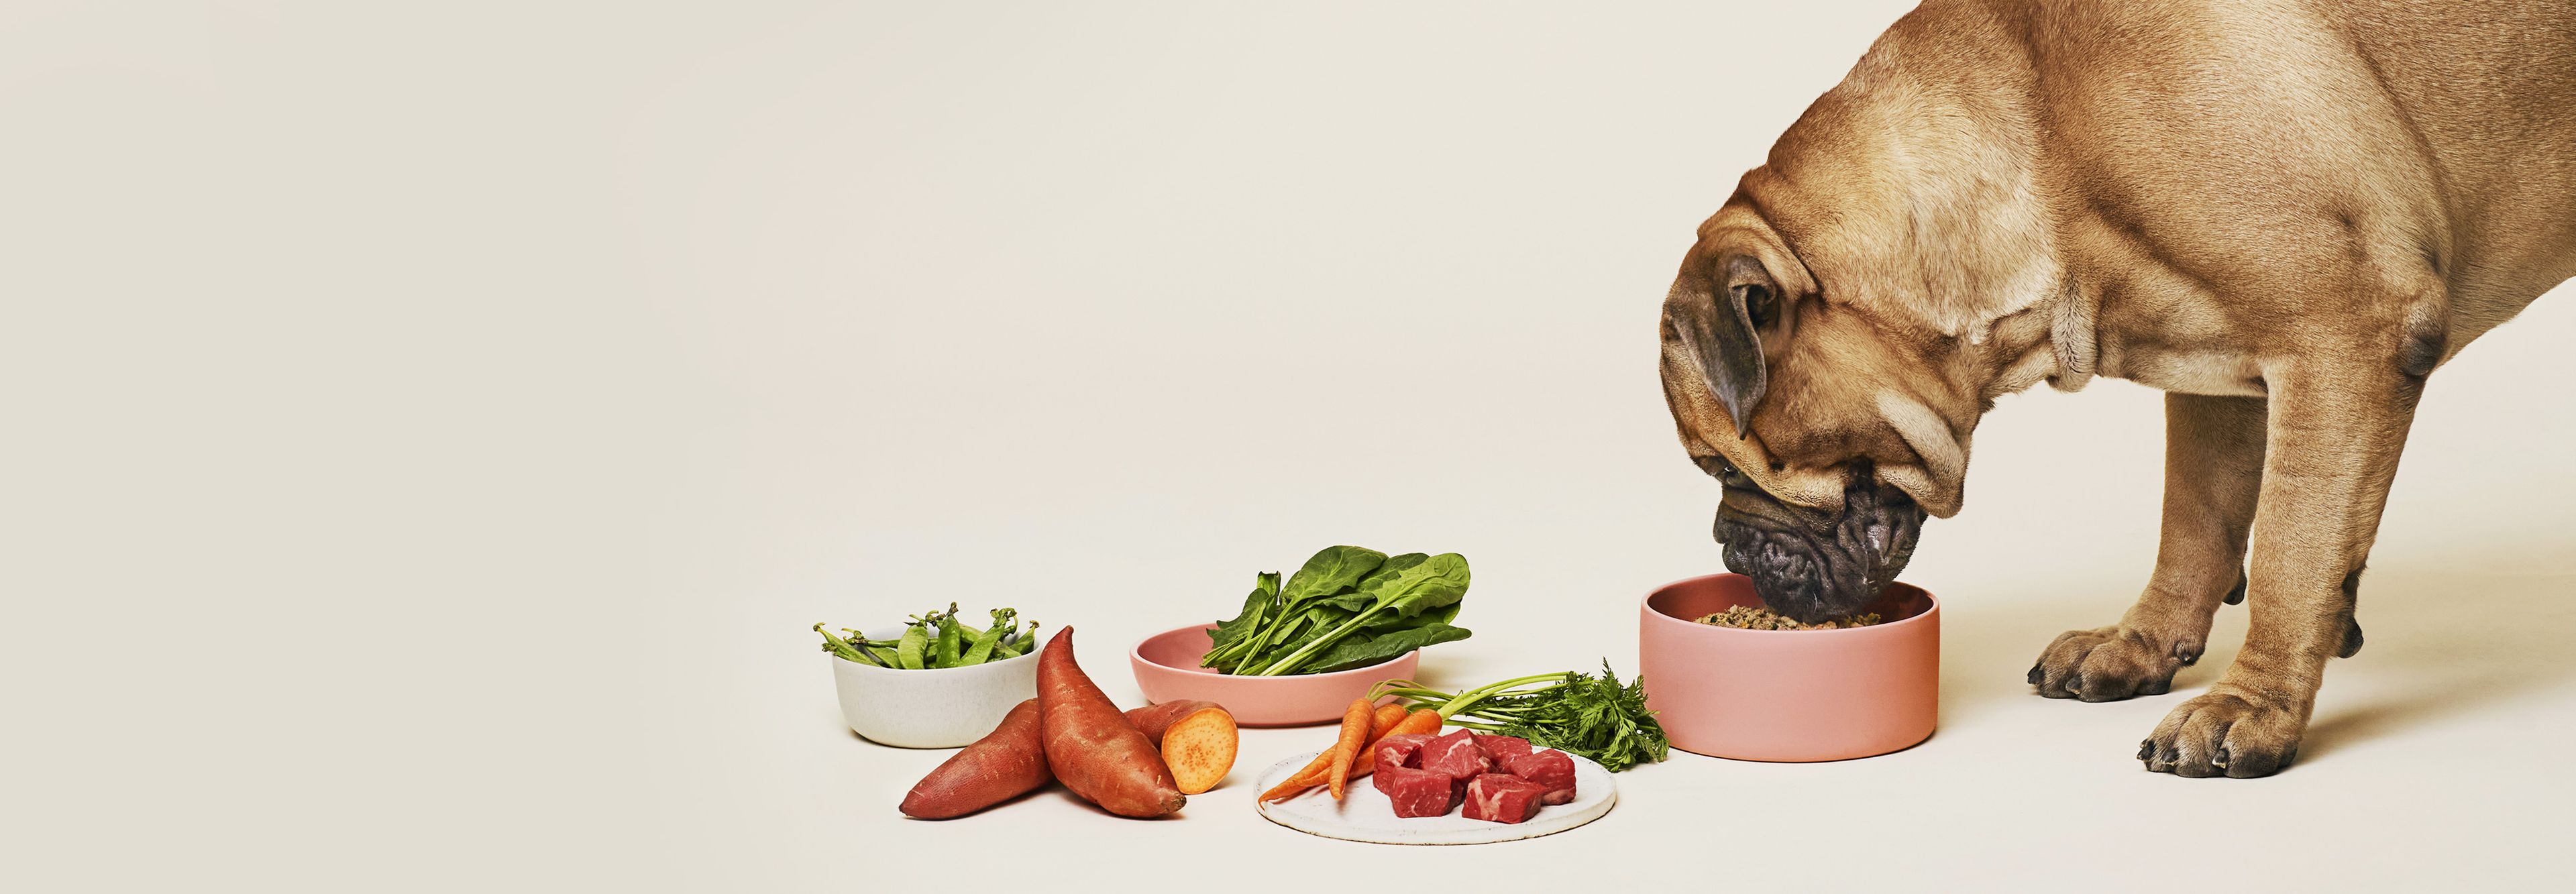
[1419,728,1491,780]
[1500,748,1578,805]
[1373,763,1459,818]
[1472,733,1533,763]
[1373,733,1434,771]
[1460,773,1552,824]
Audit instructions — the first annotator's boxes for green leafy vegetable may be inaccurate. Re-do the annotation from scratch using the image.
[1197,545,1472,676]
[1250,552,1468,675]
[1202,571,1281,668]
[1368,662,1670,772]
[1301,622,1474,673]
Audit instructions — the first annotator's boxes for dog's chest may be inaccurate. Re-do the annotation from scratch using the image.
[2098,344,2269,397]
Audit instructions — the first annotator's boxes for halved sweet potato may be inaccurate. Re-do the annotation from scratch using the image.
[1122,700,1238,795]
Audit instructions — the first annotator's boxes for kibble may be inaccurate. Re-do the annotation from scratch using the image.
[1694,604,1883,630]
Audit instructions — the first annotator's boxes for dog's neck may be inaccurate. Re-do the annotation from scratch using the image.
[1759,9,2109,407]
[1754,4,2061,344]
[1952,282,2098,404]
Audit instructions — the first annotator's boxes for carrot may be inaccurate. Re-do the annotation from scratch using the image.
[1037,627,1185,818]
[899,698,1052,819]
[1348,708,1443,776]
[1258,750,1338,802]
[1367,702,1407,739]
[1124,700,1238,795]
[1324,698,1373,800]
[1256,702,1429,802]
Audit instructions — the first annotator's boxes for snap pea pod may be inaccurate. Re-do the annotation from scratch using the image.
[936,604,971,665]
[960,609,1013,665]
[814,606,1034,669]
[896,623,928,669]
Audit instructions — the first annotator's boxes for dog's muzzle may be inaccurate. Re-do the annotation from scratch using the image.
[1707,459,1924,623]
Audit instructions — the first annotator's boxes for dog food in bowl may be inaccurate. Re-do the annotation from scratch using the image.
[1640,573,1937,762]
[1695,604,1884,630]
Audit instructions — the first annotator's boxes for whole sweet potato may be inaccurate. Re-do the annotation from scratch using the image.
[898,698,1051,819]
[1040,628,1185,818]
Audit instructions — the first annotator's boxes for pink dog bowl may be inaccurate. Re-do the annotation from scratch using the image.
[1640,573,1938,761]
[1130,624,1419,727]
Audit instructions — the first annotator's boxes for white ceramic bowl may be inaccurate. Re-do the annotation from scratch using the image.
[830,625,1039,748]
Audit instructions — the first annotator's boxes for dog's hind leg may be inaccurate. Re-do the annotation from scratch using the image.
[2031,393,2265,701]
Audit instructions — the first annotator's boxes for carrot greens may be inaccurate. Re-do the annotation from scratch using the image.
[1368,662,1670,772]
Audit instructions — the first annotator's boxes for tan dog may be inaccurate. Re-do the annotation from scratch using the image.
[1658,0,2576,777]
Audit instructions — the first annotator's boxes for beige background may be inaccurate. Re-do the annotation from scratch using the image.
[9,2,2571,891]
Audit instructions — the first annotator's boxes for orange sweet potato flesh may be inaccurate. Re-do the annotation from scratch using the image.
[1124,700,1237,795]
[1039,628,1186,818]
[899,698,1051,819]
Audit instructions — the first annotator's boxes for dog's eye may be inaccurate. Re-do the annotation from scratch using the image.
[1695,454,1753,488]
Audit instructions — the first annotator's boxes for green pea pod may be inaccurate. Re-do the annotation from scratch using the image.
[896,623,928,669]
[935,618,964,667]
[960,625,1005,665]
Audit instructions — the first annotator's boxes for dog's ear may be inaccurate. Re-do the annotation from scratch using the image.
[1669,254,1780,437]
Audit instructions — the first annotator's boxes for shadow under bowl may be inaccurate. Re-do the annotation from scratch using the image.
[1639,573,1939,762]
[1130,624,1419,727]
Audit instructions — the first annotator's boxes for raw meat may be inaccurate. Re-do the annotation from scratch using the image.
[1499,748,1577,805]
[1472,733,1533,763]
[1373,733,1434,771]
[1418,728,1491,781]
[1460,773,1552,824]
[1373,763,1458,818]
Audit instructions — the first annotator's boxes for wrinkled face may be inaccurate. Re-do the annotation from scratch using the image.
[1658,209,1959,623]
[1697,453,1923,622]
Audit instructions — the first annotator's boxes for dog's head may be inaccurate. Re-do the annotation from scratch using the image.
[1660,190,2021,622]
[1659,30,2072,622]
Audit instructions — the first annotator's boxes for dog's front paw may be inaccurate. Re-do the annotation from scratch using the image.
[2029,625,2200,702]
[2138,685,2308,778]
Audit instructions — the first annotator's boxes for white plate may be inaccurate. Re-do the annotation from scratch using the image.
[1252,748,1617,845]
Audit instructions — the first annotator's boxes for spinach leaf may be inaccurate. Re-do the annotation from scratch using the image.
[1252,553,1470,675]
[1281,546,1387,604]
[1199,545,1474,676]
[1303,622,1474,673]
[1201,571,1281,670]
[1218,546,1382,673]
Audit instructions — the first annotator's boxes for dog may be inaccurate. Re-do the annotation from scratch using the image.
[1658,0,2576,777]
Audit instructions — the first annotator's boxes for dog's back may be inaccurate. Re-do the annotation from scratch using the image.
[2326,0,2576,329]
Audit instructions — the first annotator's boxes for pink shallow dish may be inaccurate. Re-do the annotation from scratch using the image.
[1639,573,1939,762]
[1130,624,1418,727]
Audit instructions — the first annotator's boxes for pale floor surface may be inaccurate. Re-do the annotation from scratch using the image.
[690,559,2573,892]
[12,4,2573,891]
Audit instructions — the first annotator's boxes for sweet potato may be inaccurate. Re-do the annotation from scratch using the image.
[898,698,1052,819]
[1124,700,1238,795]
[1038,627,1185,818]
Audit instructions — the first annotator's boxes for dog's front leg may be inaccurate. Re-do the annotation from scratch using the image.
[2034,393,2265,700]
[2139,349,2423,777]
